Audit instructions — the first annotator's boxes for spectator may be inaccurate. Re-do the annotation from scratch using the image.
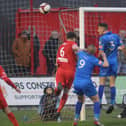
[74,28,80,46]
[12,31,31,76]
[43,31,60,76]
[27,26,40,74]
[38,85,60,121]
[118,30,126,74]
[33,31,40,74]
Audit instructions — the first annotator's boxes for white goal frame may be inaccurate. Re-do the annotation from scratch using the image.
[79,7,126,49]
[79,7,126,121]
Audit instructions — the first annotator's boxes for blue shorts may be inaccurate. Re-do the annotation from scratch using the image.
[73,79,97,97]
[99,62,118,77]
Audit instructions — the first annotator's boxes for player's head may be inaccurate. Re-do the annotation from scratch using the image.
[98,23,108,35]
[50,30,59,39]
[87,44,97,55]
[66,31,76,42]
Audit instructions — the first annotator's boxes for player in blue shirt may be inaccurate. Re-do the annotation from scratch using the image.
[73,45,109,126]
[97,23,126,113]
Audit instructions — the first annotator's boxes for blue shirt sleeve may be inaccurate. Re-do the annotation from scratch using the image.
[92,57,104,67]
[99,37,104,51]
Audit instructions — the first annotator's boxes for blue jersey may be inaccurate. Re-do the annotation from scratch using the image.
[99,31,123,61]
[75,51,103,79]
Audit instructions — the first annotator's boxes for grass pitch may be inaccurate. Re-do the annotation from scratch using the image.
[0,107,126,126]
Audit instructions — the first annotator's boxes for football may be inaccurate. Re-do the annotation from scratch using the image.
[39,3,51,14]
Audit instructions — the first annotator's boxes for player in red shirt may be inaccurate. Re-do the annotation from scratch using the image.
[0,65,21,126]
[55,32,79,114]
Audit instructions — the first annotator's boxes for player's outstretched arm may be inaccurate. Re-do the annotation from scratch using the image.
[72,44,79,53]
[1,71,21,93]
[101,53,109,67]
[98,50,104,58]
[15,87,21,93]
[3,77,21,93]
[72,44,87,53]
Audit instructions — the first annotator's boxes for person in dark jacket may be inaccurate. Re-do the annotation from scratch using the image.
[43,31,60,76]
[38,85,60,121]
[33,27,40,74]
[74,28,80,46]
[27,26,40,75]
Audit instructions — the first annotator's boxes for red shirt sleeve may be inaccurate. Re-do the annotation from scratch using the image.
[0,66,17,89]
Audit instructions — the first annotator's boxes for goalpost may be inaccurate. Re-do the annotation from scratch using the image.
[79,7,126,121]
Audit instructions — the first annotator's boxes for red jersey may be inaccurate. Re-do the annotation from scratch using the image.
[56,41,77,71]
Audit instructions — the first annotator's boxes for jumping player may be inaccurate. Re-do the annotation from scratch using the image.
[73,45,109,126]
[0,65,21,126]
[98,23,126,113]
[55,32,79,115]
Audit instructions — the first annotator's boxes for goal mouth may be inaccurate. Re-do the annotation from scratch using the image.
[79,7,126,49]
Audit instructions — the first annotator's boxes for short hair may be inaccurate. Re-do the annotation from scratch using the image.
[66,32,76,39]
[87,44,96,54]
[98,23,108,30]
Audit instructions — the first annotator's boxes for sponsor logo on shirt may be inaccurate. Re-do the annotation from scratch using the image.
[57,57,68,63]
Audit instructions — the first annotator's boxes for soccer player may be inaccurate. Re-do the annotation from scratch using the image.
[97,23,126,113]
[0,65,21,126]
[55,31,79,115]
[73,45,109,126]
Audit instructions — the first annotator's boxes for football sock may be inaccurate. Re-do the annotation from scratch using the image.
[57,93,68,113]
[55,83,62,96]
[55,88,61,96]
[110,86,116,105]
[75,101,82,120]
[94,102,100,120]
[98,85,105,104]
[7,112,19,126]
[55,88,58,95]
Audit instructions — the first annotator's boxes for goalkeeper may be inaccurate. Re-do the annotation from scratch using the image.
[73,45,109,126]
